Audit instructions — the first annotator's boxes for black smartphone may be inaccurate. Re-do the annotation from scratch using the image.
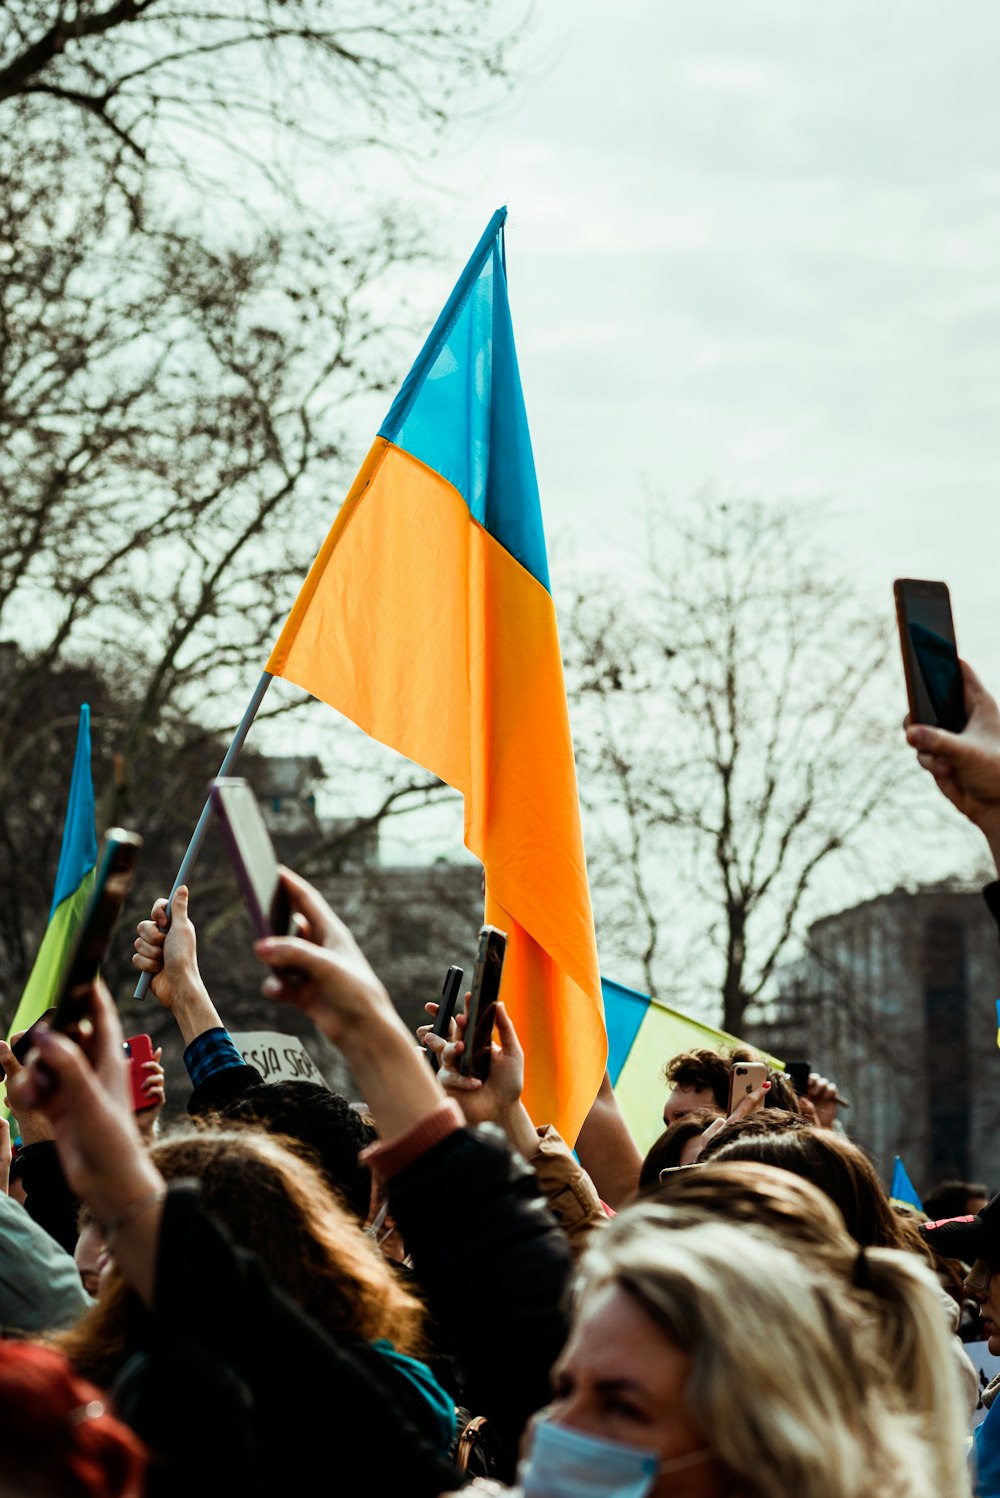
[11,1008,56,1065]
[48,829,144,1042]
[894,578,966,733]
[459,925,507,1081]
[786,1060,812,1098]
[427,965,464,1073]
[209,777,298,938]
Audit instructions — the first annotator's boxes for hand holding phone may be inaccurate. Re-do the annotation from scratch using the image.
[426,966,464,1072]
[894,579,966,733]
[123,1034,158,1112]
[459,926,507,1081]
[727,1061,769,1117]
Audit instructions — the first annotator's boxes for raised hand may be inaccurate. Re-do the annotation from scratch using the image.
[255,868,444,1144]
[3,981,163,1304]
[254,867,397,1045]
[905,660,1000,856]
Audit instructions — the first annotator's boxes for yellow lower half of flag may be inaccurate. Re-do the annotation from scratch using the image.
[2,872,94,1119]
[268,439,606,1140]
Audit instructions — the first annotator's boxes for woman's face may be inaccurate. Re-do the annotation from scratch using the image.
[548,1283,727,1498]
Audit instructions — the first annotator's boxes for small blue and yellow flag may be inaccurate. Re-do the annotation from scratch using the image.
[6,705,97,1043]
[889,1154,923,1212]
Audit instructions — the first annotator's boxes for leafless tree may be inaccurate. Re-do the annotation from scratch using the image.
[0,1,515,1004]
[566,496,914,1034]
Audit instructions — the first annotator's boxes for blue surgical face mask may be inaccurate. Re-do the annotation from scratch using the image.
[519,1418,713,1498]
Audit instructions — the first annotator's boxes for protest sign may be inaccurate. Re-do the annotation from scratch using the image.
[230,1031,328,1088]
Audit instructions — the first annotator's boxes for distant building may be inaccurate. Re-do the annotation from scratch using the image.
[746,881,1000,1194]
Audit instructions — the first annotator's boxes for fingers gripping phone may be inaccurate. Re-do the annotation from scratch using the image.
[459,926,507,1081]
[208,778,302,938]
[785,1061,812,1099]
[123,1033,157,1112]
[427,966,464,1073]
[49,829,144,1043]
[894,579,967,733]
[727,1061,768,1115]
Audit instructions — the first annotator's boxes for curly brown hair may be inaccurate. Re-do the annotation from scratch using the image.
[58,1128,425,1389]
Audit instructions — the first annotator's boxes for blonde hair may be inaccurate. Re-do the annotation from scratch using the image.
[59,1128,424,1387]
[653,1159,970,1476]
[578,1207,970,1498]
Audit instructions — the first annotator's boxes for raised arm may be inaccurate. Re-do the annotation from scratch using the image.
[905,659,1000,874]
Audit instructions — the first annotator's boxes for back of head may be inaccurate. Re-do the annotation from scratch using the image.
[0,1341,146,1497]
[638,1108,718,1192]
[59,1128,423,1389]
[697,1107,811,1163]
[217,1081,375,1220]
[651,1160,971,1459]
[707,1124,906,1249]
[578,1206,951,1498]
[923,1179,990,1221]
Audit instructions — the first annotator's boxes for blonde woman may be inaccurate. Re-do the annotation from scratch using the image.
[654,1159,978,1430]
[504,1206,971,1498]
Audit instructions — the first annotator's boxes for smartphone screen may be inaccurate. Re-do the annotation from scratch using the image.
[50,829,143,1040]
[460,926,507,1081]
[209,778,292,938]
[894,579,966,732]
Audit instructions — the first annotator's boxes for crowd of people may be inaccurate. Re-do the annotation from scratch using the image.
[1,658,1000,1496]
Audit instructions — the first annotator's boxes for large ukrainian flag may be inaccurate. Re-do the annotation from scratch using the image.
[267,209,606,1142]
[7,705,97,1042]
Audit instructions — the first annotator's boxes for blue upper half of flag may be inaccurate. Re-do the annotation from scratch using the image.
[378,207,550,593]
[602,976,652,1085]
[50,704,97,916]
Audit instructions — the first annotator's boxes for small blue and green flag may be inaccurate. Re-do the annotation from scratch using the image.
[6,705,97,1045]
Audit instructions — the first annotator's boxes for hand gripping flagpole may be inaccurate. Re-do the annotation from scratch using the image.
[133,671,274,999]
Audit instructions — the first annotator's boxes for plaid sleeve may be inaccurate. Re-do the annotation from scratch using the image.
[183,1027,245,1088]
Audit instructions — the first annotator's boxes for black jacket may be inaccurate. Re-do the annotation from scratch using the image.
[388,1124,574,1469]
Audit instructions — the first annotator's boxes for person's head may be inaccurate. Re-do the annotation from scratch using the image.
[696,1107,811,1162]
[924,1189,1000,1354]
[215,1081,376,1220]
[537,1205,959,1498]
[639,1110,717,1192]
[75,1205,106,1300]
[650,1162,970,1445]
[59,1128,423,1387]
[922,1179,990,1222]
[661,1050,729,1125]
[0,1340,146,1496]
[705,1124,907,1250]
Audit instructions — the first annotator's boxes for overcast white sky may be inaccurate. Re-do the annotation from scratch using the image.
[299,1,1000,923]
[353,1,1000,679]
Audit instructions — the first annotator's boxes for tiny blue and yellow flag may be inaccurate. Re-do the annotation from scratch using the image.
[6,705,97,1043]
[889,1155,924,1212]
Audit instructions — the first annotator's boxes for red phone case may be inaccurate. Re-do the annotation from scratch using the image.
[124,1034,157,1112]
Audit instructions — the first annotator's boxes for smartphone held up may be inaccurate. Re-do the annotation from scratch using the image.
[209,777,301,939]
[459,925,507,1082]
[894,578,966,734]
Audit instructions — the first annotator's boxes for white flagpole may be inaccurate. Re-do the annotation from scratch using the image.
[133,670,274,999]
